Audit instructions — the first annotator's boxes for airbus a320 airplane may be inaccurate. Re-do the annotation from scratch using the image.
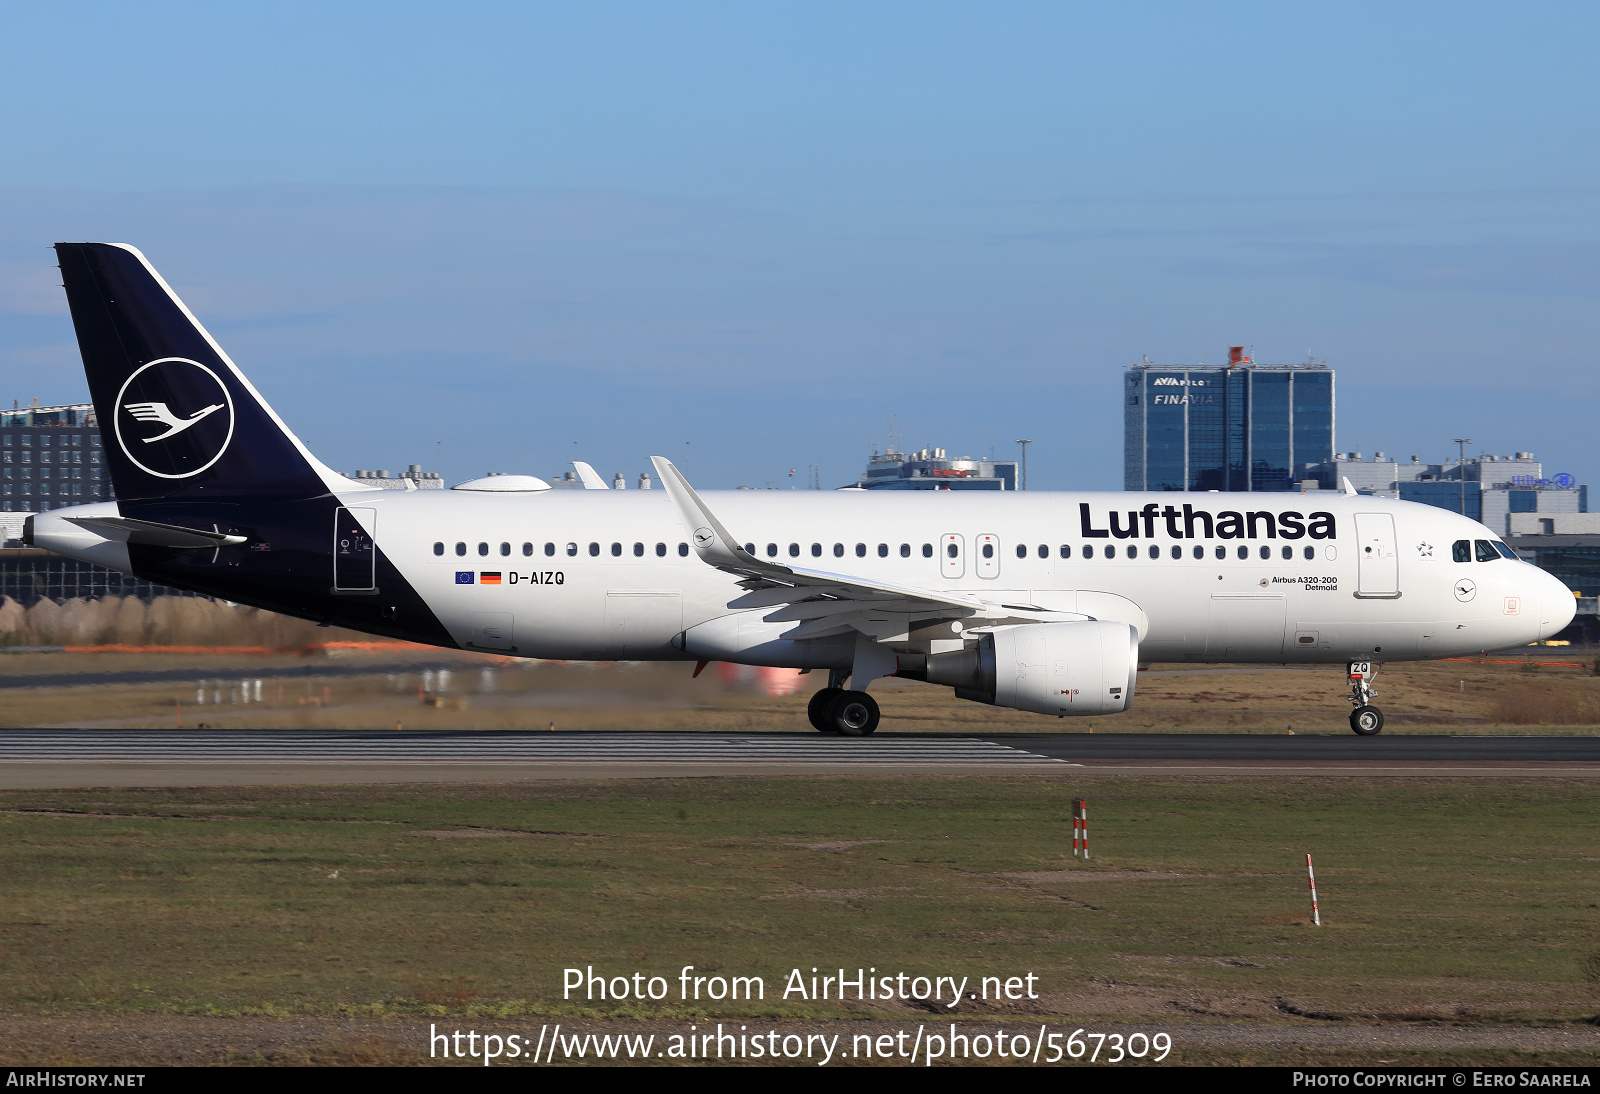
[30,244,1576,735]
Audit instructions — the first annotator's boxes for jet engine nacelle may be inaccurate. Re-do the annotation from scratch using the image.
[914,620,1138,716]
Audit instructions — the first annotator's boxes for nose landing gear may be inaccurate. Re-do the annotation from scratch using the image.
[1346,661,1383,735]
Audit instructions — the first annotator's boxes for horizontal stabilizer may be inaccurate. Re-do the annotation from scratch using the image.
[63,515,246,548]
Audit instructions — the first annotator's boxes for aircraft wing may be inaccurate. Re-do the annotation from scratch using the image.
[650,456,1080,641]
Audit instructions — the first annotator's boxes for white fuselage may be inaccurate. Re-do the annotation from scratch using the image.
[290,487,1573,665]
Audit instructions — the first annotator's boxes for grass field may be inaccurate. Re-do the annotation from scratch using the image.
[0,647,1597,734]
[1,775,1597,1066]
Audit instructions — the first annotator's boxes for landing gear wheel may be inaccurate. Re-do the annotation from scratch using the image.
[825,690,880,736]
[808,688,843,733]
[1350,705,1384,736]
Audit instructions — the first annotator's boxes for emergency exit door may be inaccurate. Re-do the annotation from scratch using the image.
[1354,512,1400,598]
[940,534,964,578]
[333,507,376,591]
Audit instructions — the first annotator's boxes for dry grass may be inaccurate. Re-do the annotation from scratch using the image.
[1490,684,1600,725]
[0,595,369,650]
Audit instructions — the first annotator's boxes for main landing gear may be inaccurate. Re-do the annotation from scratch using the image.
[1346,661,1383,735]
[807,677,881,737]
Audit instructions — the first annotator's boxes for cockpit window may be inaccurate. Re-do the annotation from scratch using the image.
[1474,539,1499,562]
[1493,541,1518,561]
[1452,540,1471,563]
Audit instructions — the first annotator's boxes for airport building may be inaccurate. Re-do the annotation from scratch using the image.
[1299,450,1592,537]
[853,445,1018,491]
[341,464,444,489]
[1123,350,1334,492]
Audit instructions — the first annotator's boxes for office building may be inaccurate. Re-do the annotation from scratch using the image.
[0,401,111,512]
[1123,350,1334,492]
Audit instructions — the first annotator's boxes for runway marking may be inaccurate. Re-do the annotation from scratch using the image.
[0,731,1068,766]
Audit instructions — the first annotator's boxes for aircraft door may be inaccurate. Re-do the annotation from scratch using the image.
[1205,595,1287,660]
[976,534,1000,579]
[333,507,376,591]
[604,592,683,656]
[1354,512,1400,598]
[472,612,515,651]
[940,534,964,578]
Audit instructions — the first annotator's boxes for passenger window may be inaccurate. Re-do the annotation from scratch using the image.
[656,543,667,556]
[877,544,888,558]
[1147,544,1159,559]
[1104,544,1115,559]
[478,542,489,556]
[1191,545,1203,560]
[1125,544,1137,559]
[433,542,444,556]
[589,542,600,556]
[834,544,845,557]
[1257,545,1269,560]
[1452,540,1471,562]
[545,543,556,556]
[1303,546,1314,560]
[1037,545,1048,559]
[812,543,822,557]
[923,544,933,558]
[788,543,799,557]
[1237,545,1249,560]
[634,542,644,557]
[611,542,622,557]
[455,542,467,556]
[1215,545,1225,560]
[856,544,867,557]
[1281,545,1292,560]
[1015,544,1026,559]
[981,543,994,559]
[678,543,689,556]
[566,542,578,556]
[744,543,755,555]
[1059,545,1069,559]
[522,543,533,556]
[766,543,777,557]
[899,544,910,558]
[1170,545,1181,559]
[1474,539,1498,562]
[500,542,511,556]
[947,543,958,558]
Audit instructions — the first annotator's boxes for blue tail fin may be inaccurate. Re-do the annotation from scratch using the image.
[54,243,345,503]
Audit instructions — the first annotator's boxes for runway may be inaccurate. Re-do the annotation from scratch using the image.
[0,728,1595,788]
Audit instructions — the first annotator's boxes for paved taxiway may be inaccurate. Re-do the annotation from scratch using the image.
[0,729,1595,787]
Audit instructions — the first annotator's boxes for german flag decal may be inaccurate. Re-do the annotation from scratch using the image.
[480,572,503,585]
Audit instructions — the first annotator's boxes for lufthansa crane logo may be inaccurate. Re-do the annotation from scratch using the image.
[114,358,235,479]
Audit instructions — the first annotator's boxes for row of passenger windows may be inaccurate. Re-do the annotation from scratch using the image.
[436,541,693,558]
[433,539,1325,562]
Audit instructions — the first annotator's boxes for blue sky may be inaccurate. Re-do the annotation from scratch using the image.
[1,2,1596,489]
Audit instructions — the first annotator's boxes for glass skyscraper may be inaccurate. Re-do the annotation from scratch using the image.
[1123,362,1334,492]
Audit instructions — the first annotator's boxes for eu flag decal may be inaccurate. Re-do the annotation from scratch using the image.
[455,572,474,584]
[480,572,502,585]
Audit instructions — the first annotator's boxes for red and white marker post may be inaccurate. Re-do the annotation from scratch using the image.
[1072,798,1088,859]
[1306,853,1321,926]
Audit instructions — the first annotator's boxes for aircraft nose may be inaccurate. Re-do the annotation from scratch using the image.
[1532,569,1577,640]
